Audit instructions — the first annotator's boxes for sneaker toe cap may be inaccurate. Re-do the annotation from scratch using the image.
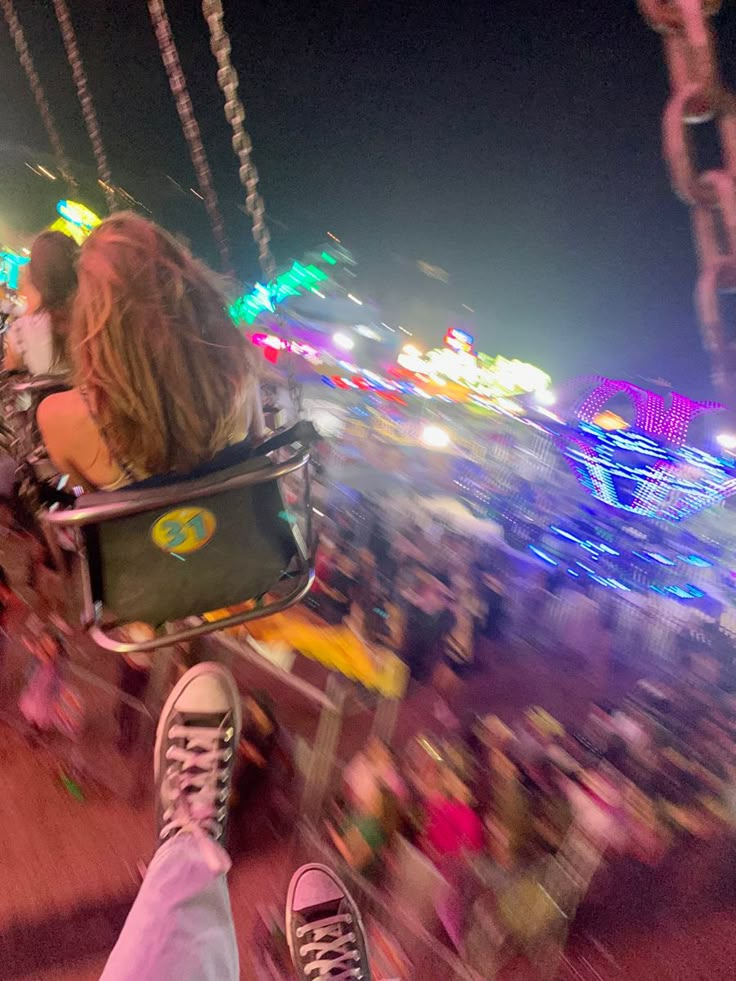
[175,668,235,716]
[292,867,345,912]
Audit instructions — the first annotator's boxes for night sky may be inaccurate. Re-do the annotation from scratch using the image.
[2,1,736,397]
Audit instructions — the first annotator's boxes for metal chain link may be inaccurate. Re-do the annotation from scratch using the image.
[52,0,115,212]
[1,0,76,190]
[201,0,275,283]
[147,0,232,275]
[200,1,306,421]
[639,0,736,404]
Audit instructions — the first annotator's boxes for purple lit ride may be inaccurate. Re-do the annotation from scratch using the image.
[546,377,735,523]
[452,377,736,604]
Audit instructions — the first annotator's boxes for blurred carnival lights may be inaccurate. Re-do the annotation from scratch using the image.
[717,432,736,451]
[333,331,355,351]
[421,424,451,449]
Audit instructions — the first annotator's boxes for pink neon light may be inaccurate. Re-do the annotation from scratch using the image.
[576,378,723,447]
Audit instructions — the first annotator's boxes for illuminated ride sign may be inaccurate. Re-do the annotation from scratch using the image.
[0,250,29,290]
[2,200,101,290]
[50,200,102,245]
[557,377,735,521]
[396,330,552,401]
[444,327,474,353]
[250,332,320,364]
[229,256,335,326]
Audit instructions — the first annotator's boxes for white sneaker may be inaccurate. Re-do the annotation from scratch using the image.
[154,662,242,864]
[286,863,371,979]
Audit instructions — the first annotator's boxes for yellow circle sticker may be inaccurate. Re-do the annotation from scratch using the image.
[151,507,217,555]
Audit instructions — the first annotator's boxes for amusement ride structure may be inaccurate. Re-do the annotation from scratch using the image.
[2,0,736,621]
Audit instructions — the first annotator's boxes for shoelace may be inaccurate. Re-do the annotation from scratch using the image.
[160,723,232,873]
[296,913,363,978]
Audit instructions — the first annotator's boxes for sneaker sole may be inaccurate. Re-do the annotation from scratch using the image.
[153,661,243,786]
[285,862,371,978]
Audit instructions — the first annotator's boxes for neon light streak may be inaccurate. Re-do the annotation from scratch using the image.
[528,545,558,566]
[558,422,736,521]
[229,260,329,325]
[679,554,712,567]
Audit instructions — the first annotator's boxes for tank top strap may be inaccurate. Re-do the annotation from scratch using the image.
[79,386,139,488]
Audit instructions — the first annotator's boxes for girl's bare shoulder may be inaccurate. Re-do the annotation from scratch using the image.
[37,389,92,439]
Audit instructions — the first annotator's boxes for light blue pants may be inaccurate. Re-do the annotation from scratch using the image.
[100,834,239,981]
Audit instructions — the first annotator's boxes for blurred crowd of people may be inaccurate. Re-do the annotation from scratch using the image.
[324,645,736,969]
[285,496,736,971]
[306,500,509,716]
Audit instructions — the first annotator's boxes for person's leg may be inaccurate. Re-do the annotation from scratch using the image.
[101,661,242,981]
[100,836,237,981]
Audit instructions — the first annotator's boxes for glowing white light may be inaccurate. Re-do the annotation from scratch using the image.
[333,332,355,351]
[347,293,363,305]
[535,389,556,406]
[311,288,326,298]
[421,425,451,449]
[717,432,736,450]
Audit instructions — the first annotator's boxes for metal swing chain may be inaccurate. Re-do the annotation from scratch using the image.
[201,1,305,421]
[639,0,736,404]
[201,0,275,283]
[147,0,232,275]
[52,0,115,212]
[1,0,76,190]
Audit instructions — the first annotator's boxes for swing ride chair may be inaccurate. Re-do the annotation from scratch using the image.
[0,375,318,654]
[0,0,327,654]
[0,373,22,457]
[42,421,318,655]
[7,373,71,476]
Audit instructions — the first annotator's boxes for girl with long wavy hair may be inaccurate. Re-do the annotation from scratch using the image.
[38,212,264,491]
[5,231,78,376]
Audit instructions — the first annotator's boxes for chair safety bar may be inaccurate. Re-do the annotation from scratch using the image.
[12,374,71,395]
[86,570,315,654]
[44,448,311,527]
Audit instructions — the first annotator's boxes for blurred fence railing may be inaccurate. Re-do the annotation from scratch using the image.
[515,586,736,672]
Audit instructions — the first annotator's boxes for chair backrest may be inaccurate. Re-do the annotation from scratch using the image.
[10,374,71,461]
[87,461,299,626]
[46,423,318,651]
